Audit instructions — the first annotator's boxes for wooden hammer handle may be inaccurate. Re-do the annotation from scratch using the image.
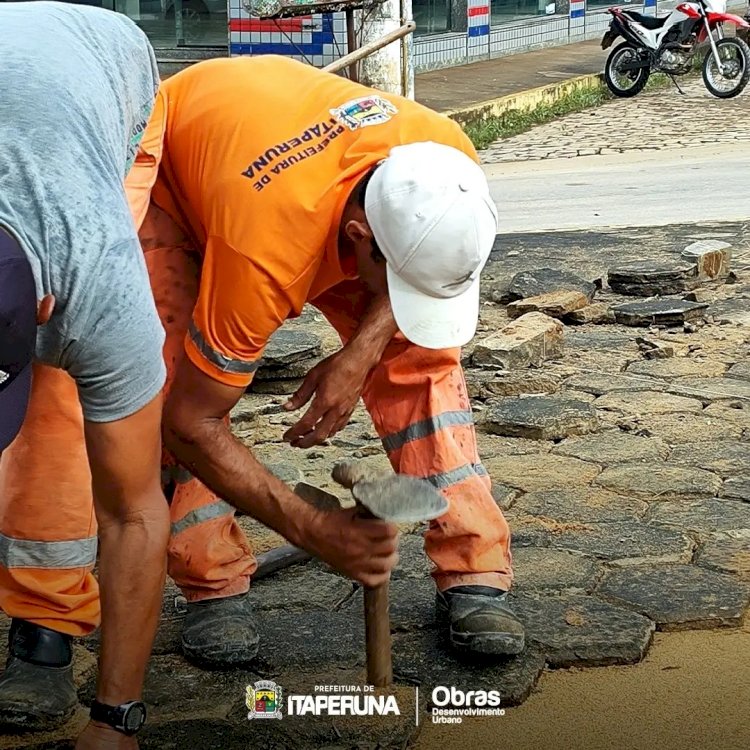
[364,581,393,687]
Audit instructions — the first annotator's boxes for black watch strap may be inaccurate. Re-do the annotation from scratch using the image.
[90,699,147,736]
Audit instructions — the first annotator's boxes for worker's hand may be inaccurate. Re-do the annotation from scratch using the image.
[306,507,399,588]
[282,347,371,448]
[75,722,139,750]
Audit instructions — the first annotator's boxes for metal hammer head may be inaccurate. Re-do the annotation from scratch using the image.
[332,460,448,523]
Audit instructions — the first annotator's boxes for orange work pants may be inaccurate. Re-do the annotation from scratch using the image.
[0,204,512,636]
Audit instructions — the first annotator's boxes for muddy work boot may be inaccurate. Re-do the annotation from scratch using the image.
[180,590,260,668]
[437,585,526,656]
[0,619,77,731]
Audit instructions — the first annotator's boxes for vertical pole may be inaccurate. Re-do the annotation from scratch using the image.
[346,8,359,81]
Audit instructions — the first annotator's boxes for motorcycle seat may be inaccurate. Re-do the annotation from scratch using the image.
[622,11,668,29]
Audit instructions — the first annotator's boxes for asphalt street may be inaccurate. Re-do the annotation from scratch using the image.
[481,78,750,233]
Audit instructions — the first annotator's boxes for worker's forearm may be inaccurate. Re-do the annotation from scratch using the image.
[165,422,320,549]
[345,294,399,368]
[95,498,170,704]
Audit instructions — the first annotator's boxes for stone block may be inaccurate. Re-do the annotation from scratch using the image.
[549,521,694,564]
[669,442,750,478]
[260,329,322,367]
[726,362,750,381]
[626,358,728,379]
[612,299,708,327]
[511,547,600,592]
[484,454,601,493]
[392,631,545,707]
[495,267,596,304]
[681,240,731,281]
[483,396,600,440]
[512,594,654,667]
[721,476,750,502]
[696,536,750,581]
[552,431,670,465]
[564,302,614,325]
[471,313,564,370]
[607,259,699,296]
[249,568,354,612]
[595,463,722,498]
[597,564,750,630]
[668,377,750,404]
[512,487,647,524]
[465,370,559,399]
[633,412,744,444]
[647,498,750,535]
[593,390,703,416]
[563,372,666,395]
[507,290,589,320]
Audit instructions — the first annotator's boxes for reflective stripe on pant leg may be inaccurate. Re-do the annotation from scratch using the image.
[313,280,512,591]
[0,364,100,637]
[141,201,255,602]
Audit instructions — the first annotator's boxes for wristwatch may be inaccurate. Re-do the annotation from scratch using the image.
[90,699,147,736]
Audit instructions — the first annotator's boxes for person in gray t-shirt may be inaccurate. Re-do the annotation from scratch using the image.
[0,3,168,746]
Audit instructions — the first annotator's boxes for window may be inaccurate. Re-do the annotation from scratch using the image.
[413,0,450,34]
[490,0,549,24]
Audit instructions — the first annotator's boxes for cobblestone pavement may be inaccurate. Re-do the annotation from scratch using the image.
[481,78,750,163]
[3,221,750,749]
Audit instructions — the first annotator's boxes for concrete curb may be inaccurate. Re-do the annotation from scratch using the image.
[444,72,606,128]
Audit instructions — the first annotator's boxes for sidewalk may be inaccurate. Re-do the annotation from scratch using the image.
[415,38,609,113]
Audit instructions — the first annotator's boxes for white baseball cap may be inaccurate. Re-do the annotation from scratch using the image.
[364,141,498,350]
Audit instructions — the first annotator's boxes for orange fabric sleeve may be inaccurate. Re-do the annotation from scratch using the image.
[185,236,303,388]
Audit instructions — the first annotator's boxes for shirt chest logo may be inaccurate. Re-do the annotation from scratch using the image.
[330,96,398,131]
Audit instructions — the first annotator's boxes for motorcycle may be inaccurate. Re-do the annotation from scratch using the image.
[601,0,750,98]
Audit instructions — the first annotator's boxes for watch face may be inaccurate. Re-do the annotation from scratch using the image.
[123,703,146,732]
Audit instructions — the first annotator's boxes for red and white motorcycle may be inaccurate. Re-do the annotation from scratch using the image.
[601,0,750,98]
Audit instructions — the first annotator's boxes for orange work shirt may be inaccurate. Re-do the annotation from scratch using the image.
[150,55,477,388]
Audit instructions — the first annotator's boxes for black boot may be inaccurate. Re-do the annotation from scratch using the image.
[0,619,77,731]
[180,591,260,668]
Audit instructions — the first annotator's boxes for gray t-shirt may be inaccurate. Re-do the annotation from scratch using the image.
[0,2,166,422]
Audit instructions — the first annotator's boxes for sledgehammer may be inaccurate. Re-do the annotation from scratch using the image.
[331,460,448,687]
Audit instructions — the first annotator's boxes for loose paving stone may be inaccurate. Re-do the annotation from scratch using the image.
[563,372,666,396]
[260,329,322,367]
[594,390,703,417]
[511,594,654,667]
[612,299,709,327]
[483,396,600,440]
[595,463,722,498]
[471,313,564,370]
[507,290,589,320]
[681,239,731,280]
[251,377,304,395]
[495,267,597,304]
[255,358,318,381]
[392,630,546,707]
[511,547,600,592]
[727,362,750,381]
[607,259,699,296]
[249,568,354,612]
[669,441,750,478]
[647,498,750,535]
[253,610,365,674]
[626,358,728,379]
[484,454,601,493]
[552,431,670,465]
[476,432,553,457]
[492,482,520,510]
[513,486,647,523]
[596,564,750,629]
[696,536,750,581]
[565,302,614,325]
[721,476,750,502]
[549,521,694,564]
[668,376,750,404]
[465,370,559,399]
[631,411,744,444]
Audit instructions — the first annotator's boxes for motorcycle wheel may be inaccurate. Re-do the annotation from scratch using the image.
[604,42,650,98]
[703,37,750,99]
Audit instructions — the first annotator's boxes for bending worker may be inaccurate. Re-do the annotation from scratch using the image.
[0,2,168,747]
[0,54,525,732]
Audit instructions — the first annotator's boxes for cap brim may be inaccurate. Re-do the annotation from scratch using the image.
[386,265,480,350]
[0,362,31,452]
